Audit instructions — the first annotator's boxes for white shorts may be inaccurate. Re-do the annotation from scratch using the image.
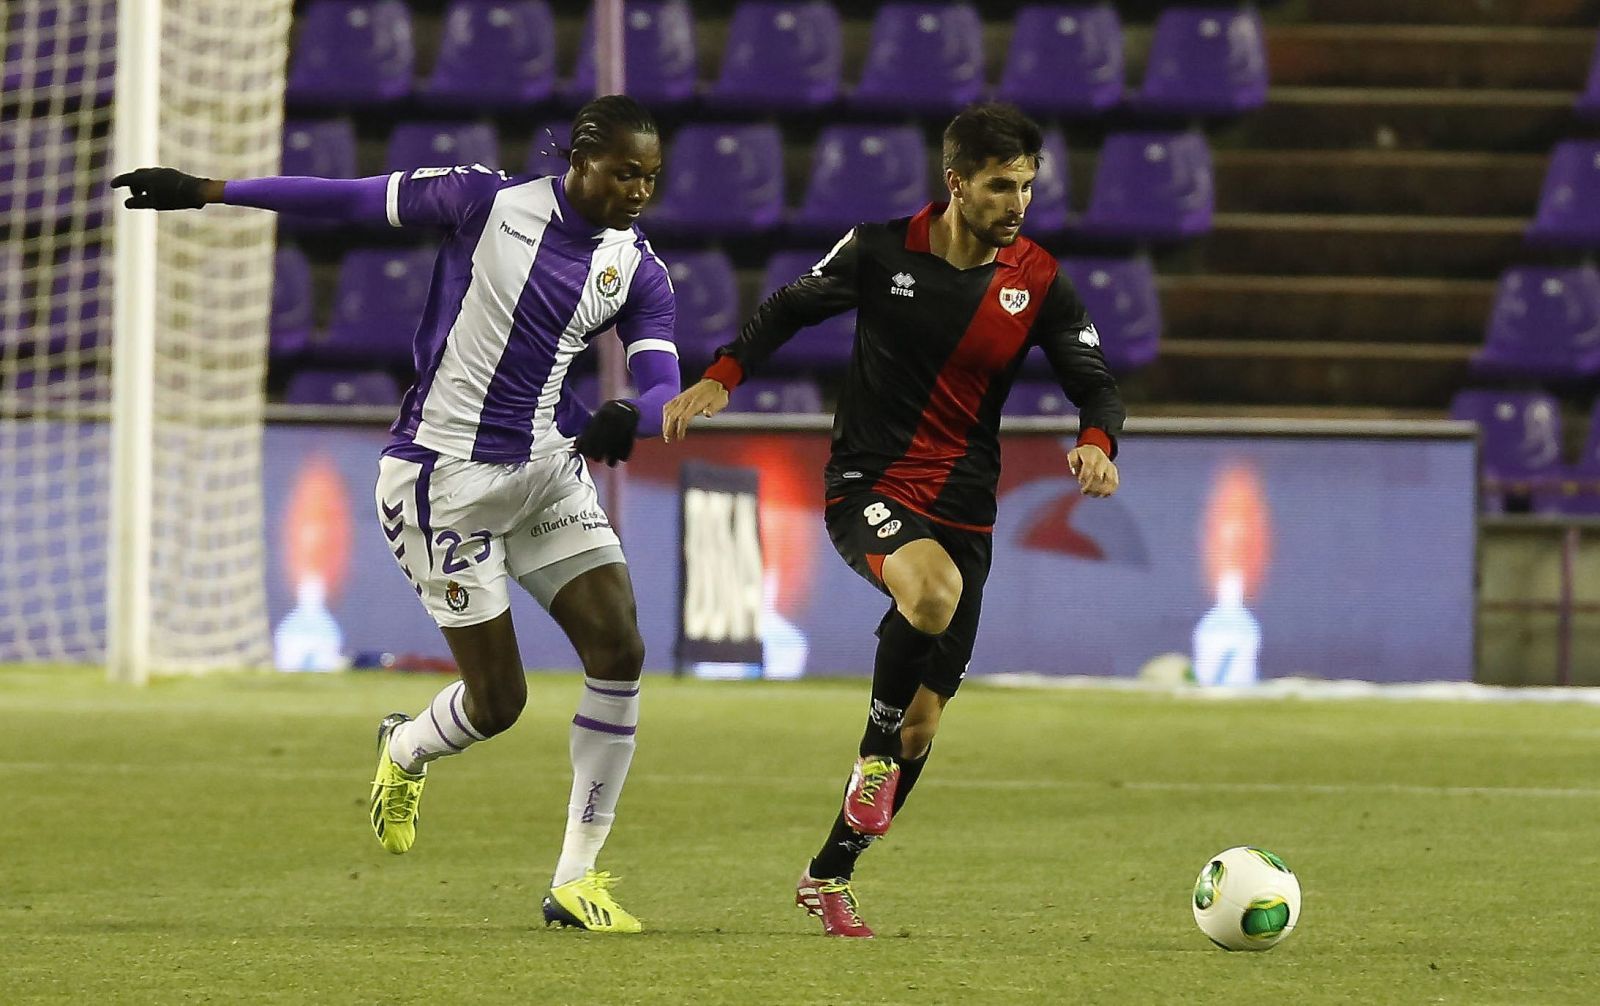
[375,447,624,627]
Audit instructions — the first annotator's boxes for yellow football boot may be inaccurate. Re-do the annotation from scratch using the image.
[368,712,426,854]
[542,870,644,933]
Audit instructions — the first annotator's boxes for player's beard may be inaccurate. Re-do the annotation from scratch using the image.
[961,205,1021,248]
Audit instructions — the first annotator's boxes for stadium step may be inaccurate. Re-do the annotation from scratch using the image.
[1157,275,1496,344]
[1268,26,1595,90]
[1302,0,1600,26]
[1223,87,1576,153]
[1190,212,1531,279]
[1212,150,1546,217]
[1129,339,1474,409]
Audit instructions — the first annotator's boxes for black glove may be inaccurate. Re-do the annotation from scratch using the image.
[575,400,641,467]
[111,167,211,210]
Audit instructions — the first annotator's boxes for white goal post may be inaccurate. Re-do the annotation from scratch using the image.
[1,0,291,681]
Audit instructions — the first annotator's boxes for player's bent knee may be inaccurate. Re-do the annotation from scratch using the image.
[903,575,961,635]
[465,677,527,737]
[578,629,645,682]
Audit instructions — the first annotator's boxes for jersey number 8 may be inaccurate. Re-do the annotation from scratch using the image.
[863,502,893,527]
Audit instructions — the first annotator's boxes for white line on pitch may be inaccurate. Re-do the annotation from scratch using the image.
[5,763,1598,800]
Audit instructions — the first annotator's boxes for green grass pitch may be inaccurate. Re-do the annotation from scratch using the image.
[4,667,1598,1004]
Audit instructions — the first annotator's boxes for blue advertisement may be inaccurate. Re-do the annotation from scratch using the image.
[263,423,1477,683]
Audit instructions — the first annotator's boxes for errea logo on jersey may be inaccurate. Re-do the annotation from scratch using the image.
[890,272,916,297]
[1078,323,1101,347]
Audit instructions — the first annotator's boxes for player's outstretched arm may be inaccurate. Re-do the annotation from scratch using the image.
[665,228,859,443]
[114,167,399,226]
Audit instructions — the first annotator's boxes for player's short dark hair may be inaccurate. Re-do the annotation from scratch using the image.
[564,94,658,165]
[942,103,1044,179]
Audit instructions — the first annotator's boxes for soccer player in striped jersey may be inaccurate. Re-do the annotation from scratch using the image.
[664,103,1126,937]
[114,96,678,933]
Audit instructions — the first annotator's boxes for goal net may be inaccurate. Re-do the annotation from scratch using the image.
[1,0,291,677]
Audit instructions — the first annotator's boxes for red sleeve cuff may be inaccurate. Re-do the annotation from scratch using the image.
[703,356,744,391]
[1076,427,1114,457]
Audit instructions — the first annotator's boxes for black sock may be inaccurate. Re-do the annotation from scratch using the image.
[891,745,930,815]
[860,609,938,758]
[809,811,875,881]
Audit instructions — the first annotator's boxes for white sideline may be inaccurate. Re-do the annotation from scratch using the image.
[4,763,1597,800]
[979,673,1600,706]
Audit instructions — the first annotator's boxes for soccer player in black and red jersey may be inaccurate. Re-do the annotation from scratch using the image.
[663,103,1125,938]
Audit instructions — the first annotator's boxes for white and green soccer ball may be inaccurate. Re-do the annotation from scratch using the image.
[1191,846,1301,951]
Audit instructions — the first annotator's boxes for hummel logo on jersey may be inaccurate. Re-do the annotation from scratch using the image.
[890,272,916,298]
[1077,323,1101,347]
[999,287,1030,315]
[498,220,536,248]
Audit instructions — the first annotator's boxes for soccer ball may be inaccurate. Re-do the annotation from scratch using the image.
[1191,846,1301,951]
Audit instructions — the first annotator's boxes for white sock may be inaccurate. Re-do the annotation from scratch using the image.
[388,680,487,773]
[552,676,640,886]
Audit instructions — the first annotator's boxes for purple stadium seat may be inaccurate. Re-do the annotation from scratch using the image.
[385,122,501,173]
[1133,7,1268,117]
[3,1,116,100]
[661,250,739,370]
[317,247,438,369]
[282,120,358,179]
[526,120,572,178]
[648,124,784,237]
[726,377,825,413]
[286,0,414,109]
[1449,390,1564,513]
[708,1,842,112]
[284,369,403,407]
[1527,141,1600,249]
[0,120,75,225]
[1577,32,1600,120]
[1473,266,1600,381]
[568,1,696,108]
[1003,380,1079,417]
[757,250,856,370]
[1079,131,1214,242]
[420,0,556,111]
[1059,256,1161,372]
[280,120,358,233]
[850,3,985,115]
[793,125,930,237]
[1027,128,1071,239]
[997,4,1124,117]
[272,246,315,361]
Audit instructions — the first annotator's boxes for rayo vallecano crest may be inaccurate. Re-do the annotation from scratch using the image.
[998,287,1030,315]
[596,264,623,298]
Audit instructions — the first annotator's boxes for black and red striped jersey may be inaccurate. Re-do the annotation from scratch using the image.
[704,203,1126,529]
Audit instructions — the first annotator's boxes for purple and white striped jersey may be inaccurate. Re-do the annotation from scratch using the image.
[381,165,678,463]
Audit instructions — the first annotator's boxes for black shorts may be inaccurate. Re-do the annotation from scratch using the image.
[824,492,994,697]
